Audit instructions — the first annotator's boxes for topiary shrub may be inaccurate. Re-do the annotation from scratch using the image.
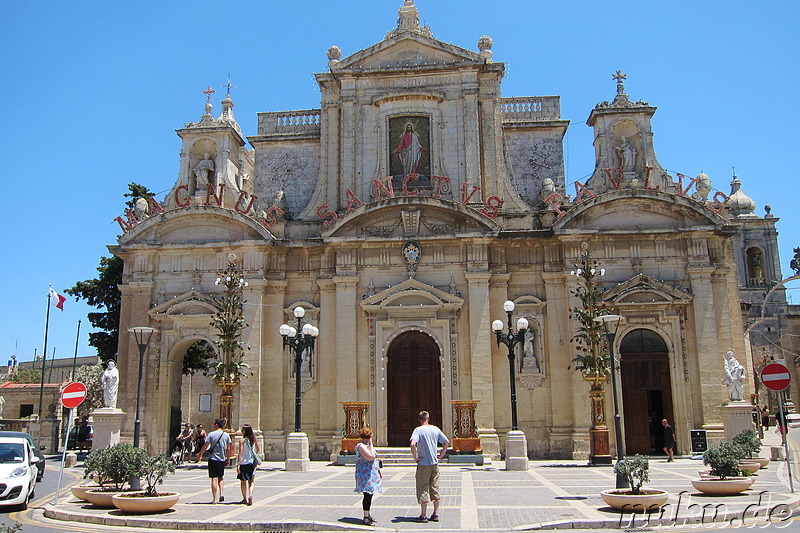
[732,429,762,459]
[84,443,148,491]
[703,441,746,480]
[613,454,650,494]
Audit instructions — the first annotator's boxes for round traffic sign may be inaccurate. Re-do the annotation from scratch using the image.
[61,382,87,409]
[761,363,791,392]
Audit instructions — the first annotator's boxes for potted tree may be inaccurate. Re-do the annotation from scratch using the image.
[600,455,669,511]
[112,453,179,513]
[83,444,147,507]
[692,441,755,495]
[733,429,769,469]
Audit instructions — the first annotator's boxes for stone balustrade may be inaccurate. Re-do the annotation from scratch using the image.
[501,96,560,122]
[257,109,321,136]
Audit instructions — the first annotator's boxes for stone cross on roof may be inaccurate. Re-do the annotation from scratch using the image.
[612,70,627,95]
[203,85,216,104]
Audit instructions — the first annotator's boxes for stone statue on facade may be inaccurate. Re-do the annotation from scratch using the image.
[540,178,556,203]
[521,330,539,371]
[723,350,746,402]
[101,360,120,409]
[615,136,636,172]
[193,153,215,190]
[692,172,712,201]
[133,197,149,221]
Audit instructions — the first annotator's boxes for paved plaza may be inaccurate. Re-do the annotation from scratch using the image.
[42,433,800,531]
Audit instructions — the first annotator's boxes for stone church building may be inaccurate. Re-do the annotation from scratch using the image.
[110,1,787,460]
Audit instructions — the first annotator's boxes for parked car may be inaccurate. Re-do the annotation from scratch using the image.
[0,436,39,509]
[0,431,45,482]
[66,424,93,451]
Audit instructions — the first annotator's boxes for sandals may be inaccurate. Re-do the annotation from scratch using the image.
[363,516,376,526]
[413,516,428,523]
[429,514,439,522]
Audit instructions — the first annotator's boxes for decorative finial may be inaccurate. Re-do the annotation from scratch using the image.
[612,70,627,95]
[203,85,216,104]
[221,75,236,98]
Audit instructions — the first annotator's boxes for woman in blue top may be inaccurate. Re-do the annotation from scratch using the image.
[354,427,382,526]
[236,424,260,505]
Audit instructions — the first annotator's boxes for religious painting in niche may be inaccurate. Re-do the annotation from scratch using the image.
[389,115,430,178]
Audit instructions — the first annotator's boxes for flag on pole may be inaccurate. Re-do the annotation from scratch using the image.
[49,288,66,311]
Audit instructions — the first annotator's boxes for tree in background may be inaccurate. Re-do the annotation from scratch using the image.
[7,367,42,384]
[66,183,153,361]
[73,363,103,417]
[184,340,214,375]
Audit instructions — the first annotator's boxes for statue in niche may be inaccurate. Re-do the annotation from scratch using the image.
[101,360,120,408]
[723,350,746,402]
[521,329,539,371]
[193,153,215,190]
[751,254,763,279]
[615,136,636,172]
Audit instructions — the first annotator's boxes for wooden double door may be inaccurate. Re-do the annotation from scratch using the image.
[620,329,674,455]
[386,331,442,446]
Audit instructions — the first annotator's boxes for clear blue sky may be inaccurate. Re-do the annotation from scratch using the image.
[2,1,798,365]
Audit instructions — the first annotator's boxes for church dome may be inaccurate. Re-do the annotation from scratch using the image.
[727,174,756,217]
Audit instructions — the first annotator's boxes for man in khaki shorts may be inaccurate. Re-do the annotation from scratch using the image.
[410,411,450,523]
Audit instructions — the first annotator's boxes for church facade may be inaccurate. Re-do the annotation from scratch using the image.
[110,1,787,460]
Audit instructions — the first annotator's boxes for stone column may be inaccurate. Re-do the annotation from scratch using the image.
[465,272,494,425]
[262,280,287,460]
[317,278,340,459]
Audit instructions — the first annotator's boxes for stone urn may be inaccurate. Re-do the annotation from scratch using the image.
[112,492,181,513]
[691,477,755,495]
[600,489,669,512]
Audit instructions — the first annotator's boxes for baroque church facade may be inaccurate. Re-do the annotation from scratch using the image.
[111,1,787,460]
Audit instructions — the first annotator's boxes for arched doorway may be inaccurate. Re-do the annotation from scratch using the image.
[619,329,674,455]
[386,331,442,446]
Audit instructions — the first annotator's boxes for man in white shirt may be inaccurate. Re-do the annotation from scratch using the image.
[410,410,450,523]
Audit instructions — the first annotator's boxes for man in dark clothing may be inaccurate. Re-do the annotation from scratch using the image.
[662,419,675,462]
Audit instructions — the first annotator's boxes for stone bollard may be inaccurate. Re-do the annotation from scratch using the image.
[771,446,785,461]
[64,452,78,468]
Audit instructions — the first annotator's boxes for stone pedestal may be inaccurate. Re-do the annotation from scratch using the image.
[285,432,310,471]
[478,428,501,460]
[90,408,126,450]
[719,401,755,440]
[504,430,529,471]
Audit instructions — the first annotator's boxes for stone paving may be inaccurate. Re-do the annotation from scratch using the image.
[42,444,800,531]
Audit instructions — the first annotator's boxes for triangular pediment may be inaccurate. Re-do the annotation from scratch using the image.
[602,274,692,305]
[361,278,464,311]
[337,33,483,71]
[149,290,218,317]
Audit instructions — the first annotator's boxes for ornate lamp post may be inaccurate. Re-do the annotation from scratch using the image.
[491,300,529,470]
[280,306,318,471]
[128,326,156,449]
[594,314,627,489]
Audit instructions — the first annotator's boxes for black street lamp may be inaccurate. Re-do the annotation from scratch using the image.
[279,307,319,433]
[128,326,156,449]
[594,314,627,489]
[491,300,528,431]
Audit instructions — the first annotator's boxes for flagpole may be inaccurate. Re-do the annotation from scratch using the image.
[71,320,81,381]
[38,291,51,420]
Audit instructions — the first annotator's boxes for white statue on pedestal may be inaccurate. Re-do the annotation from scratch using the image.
[101,360,120,408]
[723,350,746,402]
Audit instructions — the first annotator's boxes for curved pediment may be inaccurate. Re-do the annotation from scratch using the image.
[553,190,724,233]
[361,278,464,312]
[149,290,219,317]
[118,205,275,245]
[602,274,692,305]
[336,32,483,72]
[324,197,499,240]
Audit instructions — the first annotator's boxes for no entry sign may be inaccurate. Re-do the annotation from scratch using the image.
[61,382,87,409]
[761,363,791,392]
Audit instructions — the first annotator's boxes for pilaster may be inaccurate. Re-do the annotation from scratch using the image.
[465,272,493,426]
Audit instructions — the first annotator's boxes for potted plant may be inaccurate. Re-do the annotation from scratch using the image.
[733,429,769,469]
[112,453,179,513]
[83,443,147,507]
[600,455,669,511]
[691,441,755,495]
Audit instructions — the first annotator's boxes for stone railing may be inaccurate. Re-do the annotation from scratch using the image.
[257,109,321,136]
[501,96,561,122]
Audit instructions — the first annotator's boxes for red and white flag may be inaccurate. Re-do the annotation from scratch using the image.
[49,287,66,311]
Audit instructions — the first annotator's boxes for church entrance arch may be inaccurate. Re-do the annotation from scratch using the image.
[386,331,442,446]
[619,328,674,455]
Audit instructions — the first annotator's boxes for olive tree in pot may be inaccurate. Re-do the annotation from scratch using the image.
[692,441,755,495]
[600,455,669,511]
[733,429,769,469]
[82,444,148,507]
[112,453,179,513]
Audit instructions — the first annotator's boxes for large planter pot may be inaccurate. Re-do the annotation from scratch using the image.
[739,461,761,475]
[691,477,755,495]
[750,457,770,469]
[70,484,100,501]
[84,488,139,508]
[600,489,669,511]
[112,492,180,514]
